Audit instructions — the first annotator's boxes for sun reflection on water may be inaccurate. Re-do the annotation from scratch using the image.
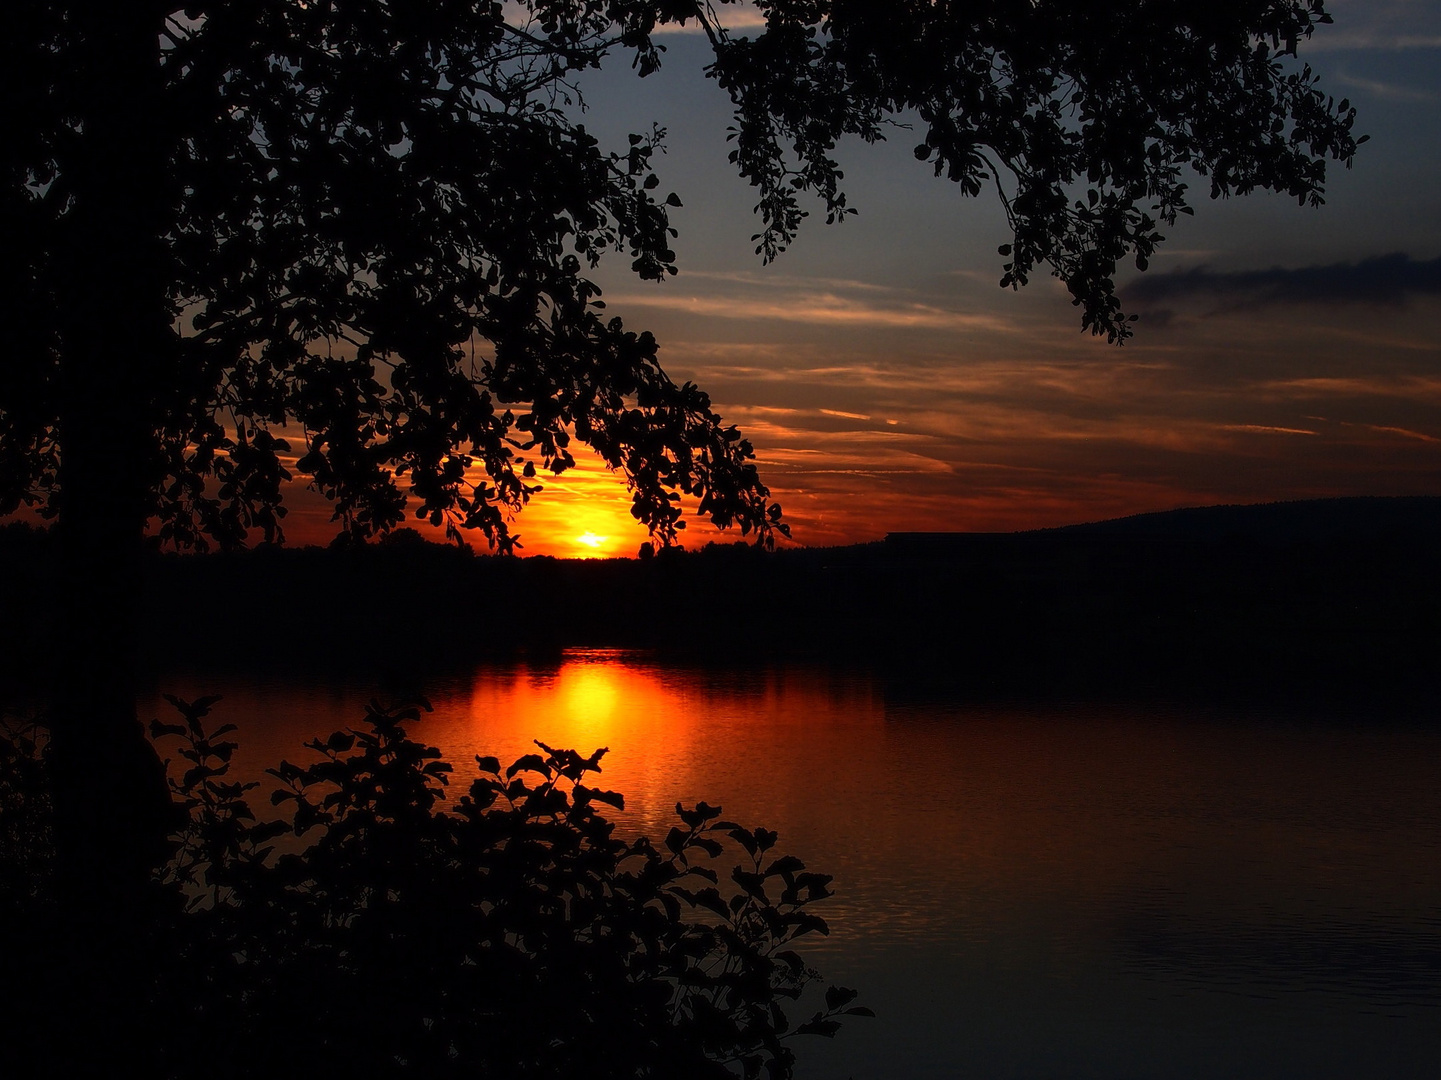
[556,657,621,742]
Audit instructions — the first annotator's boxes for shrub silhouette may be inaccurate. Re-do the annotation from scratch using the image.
[137,695,867,1079]
[0,714,51,915]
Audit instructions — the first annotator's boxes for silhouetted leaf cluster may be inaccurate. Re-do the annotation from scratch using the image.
[137,695,864,1079]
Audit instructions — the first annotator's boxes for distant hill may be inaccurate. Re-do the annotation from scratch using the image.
[887,496,1441,551]
[1049,496,1441,544]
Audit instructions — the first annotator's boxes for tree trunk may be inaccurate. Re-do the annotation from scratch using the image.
[37,8,179,1074]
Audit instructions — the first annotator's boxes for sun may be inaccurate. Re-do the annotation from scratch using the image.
[575,530,610,552]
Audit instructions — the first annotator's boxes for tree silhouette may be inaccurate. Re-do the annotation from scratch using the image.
[3,0,1361,967]
[2,2,1364,551]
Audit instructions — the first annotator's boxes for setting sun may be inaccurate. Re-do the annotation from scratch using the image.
[565,522,623,558]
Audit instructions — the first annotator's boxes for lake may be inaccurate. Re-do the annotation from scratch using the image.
[142,650,1441,1079]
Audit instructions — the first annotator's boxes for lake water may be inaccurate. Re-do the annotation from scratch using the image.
[142,650,1441,1079]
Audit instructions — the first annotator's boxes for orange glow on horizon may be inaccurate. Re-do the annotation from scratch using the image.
[506,449,657,559]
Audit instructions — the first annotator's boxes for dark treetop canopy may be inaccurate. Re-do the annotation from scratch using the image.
[2,0,1360,552]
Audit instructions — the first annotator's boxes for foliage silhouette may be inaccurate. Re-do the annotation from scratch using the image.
[0,696,869,1079]
[2,2,1362,550]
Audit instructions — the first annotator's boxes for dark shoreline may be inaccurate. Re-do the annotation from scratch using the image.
[4,496,1440,708]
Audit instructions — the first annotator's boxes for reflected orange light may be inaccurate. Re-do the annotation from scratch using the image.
[463,653,652,747]
[558,662,622,745]
[457,651,711,831]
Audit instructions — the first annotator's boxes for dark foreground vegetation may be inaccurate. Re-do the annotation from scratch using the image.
[5,497,1439,704]
[0,696,865,1078]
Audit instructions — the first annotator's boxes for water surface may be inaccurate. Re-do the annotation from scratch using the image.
[143,651,1441,1078]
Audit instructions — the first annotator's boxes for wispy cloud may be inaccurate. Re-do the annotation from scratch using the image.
[610,289,1016,333]
[1307,30,1441,51]
[1303,0,1441,51]
[501,0,764,42]
[649,5,768,34]
[678,269,899,295]
[1335,73,1437,101]
[1260,375,1441,401]
[1126,253,1441,309]
[1308,31,1441,51]
[1357,423,1440,442]
[1220,424,1319,437]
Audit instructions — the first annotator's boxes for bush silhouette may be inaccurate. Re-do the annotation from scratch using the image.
[0,714,51,915]
[10,695,861,1079]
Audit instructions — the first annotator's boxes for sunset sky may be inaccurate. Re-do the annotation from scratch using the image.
[278,1,1441,558]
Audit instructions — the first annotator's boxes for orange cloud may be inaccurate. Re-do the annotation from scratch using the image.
[608,288,1016,333]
